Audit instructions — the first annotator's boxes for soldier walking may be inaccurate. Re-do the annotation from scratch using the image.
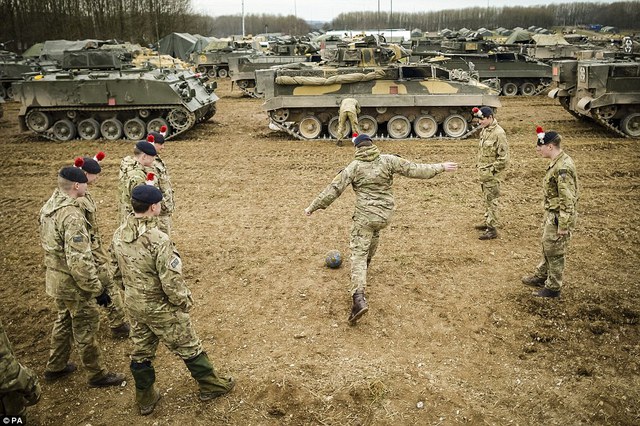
[305,134,458,325]
[39,161,125,387]
[0,319,41,417]
[522,127,579,298]
[77,153,130,338]
[148,127,175,235]
[111,185,234,415]
[473,106,510,240]
[118,140,157,222]
[336,97,361,145]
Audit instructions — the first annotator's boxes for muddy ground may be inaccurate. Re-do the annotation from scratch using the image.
[0,79,638,425]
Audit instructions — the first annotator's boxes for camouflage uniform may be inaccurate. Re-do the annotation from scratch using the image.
[532,151,579,291]
[306,144,445,295]
[118,156,148,222]
[77,191,127,329]
[0,320,40,416]
[39,189,110,382]
[477,119,509,228]
[153,155,175,235]
[337,98,361,139]
[111,215,232,410]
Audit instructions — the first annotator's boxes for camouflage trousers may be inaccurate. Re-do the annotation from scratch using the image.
[96,261,127,329]
[337,111,359,140]
[157,214,172,236]
[127,305,203,363]
[45,297,107,382]
[533,211,572,292]
[349,219,388,295]
[480,179,501,228]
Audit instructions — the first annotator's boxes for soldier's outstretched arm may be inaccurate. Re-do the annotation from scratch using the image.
[156,239,194,312]
[389,155,457,178]
[305,165,354,215]
[62,211,103,297]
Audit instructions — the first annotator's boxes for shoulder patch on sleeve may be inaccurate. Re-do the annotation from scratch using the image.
[168,252,182,273]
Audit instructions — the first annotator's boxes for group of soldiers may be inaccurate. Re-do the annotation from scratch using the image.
[2,104,579,419]
[307,104,579,323]
[1,127,233,419]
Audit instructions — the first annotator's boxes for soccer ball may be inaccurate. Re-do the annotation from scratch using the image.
[324,250,342,269]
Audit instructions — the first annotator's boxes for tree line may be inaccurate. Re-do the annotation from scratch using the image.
[0,1,637,53]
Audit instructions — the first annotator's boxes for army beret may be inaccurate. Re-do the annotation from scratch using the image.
[472,106,494,118]
[81,157,101,174]
[536,126,560,145]
[132,185,163,204]
[59,166,88,183]
[135,141,157,156]
[353,133,372,147]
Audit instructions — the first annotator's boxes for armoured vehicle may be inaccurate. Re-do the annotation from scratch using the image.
[0,50,41,99]
[14,49,218,141]
[193,48,256,78]
[255,45,501,140]
[549,58,640,137]
[229,54,318,97]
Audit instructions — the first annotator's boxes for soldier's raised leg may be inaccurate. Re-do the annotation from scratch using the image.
[349,223,373,325]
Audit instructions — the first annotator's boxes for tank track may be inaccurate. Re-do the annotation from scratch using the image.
[26,105,197,141]
[269,119,481,141]
[592,109,629,138]
[237,85,259,98]
[533,79,552,96]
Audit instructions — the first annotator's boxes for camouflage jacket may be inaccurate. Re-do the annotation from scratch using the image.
[477,119,509,182]
[77,190,109,265]
[543,150,579,231]
[39,189,102,300]
[340,98,360,115]
[118,156,148,220]
[111,215,193,313]
[153,155,175,215]
[306,144,444,224]
[0,320,40,399]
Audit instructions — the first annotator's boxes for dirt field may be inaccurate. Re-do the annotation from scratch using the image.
[0,79,638,425]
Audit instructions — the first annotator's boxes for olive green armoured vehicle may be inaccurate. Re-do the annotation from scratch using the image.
[548,59,640,137]
[255,46,501,140]
[14,49,218,141]
[0,50,41,99]
[193,48,256,78]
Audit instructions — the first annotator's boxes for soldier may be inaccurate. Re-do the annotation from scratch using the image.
[0,319,41,417]
[39,161,125,387]
[111,185,234,416]
[305,134,458,325]
[148,127,175,235]
[522,127,579,298]
[77,153,130,338]
[336,97,361,145]
[118,140,157,222]
[472,106,510,240]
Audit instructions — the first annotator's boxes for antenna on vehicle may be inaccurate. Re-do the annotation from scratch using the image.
[155,19,163,70]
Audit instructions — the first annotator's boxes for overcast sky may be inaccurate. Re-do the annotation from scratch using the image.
[191,0,612,23]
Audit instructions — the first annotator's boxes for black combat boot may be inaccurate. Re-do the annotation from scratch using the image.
[111,323,130,339]
[474,223,489,230]
[479,226,497,240]
[184,352,235,401]
[348,290,369,325]
[534,288,560,298]
[88,371,126,388]
[131,361,161,416]
[44,362,77,381]
[521,275,546,287]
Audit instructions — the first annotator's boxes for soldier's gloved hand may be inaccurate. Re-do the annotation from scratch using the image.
[95,289,112,307]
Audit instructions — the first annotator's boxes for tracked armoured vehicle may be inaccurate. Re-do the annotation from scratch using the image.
[549,59,640,137]
[0,50,41,99]
[255,45,501,140]
[14,49,218,141]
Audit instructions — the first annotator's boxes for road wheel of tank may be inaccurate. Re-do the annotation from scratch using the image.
[217,68,228,78]
[0,85,6,99]
[207,68,217,79]
[25,110,51,132]
[358,115,378,137]
[298,116,322,139]
[196,66,207,74]
[237,80,250,89]
[328,116,350,139]
[270,109,289,123]
[100,118,123,140]
[519,82,537,96]
[597,105,618,120]
[443,114,468,138]
[502,82,518,97]
[52,119,77,141]
[167,107,195,132]
[621,113,640,137]
[413,115,438,139]
[77,118,100,140]
[124,118,146,140]
[5,85,14,100]
[147,118,169,134]
[387,115,411,139]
